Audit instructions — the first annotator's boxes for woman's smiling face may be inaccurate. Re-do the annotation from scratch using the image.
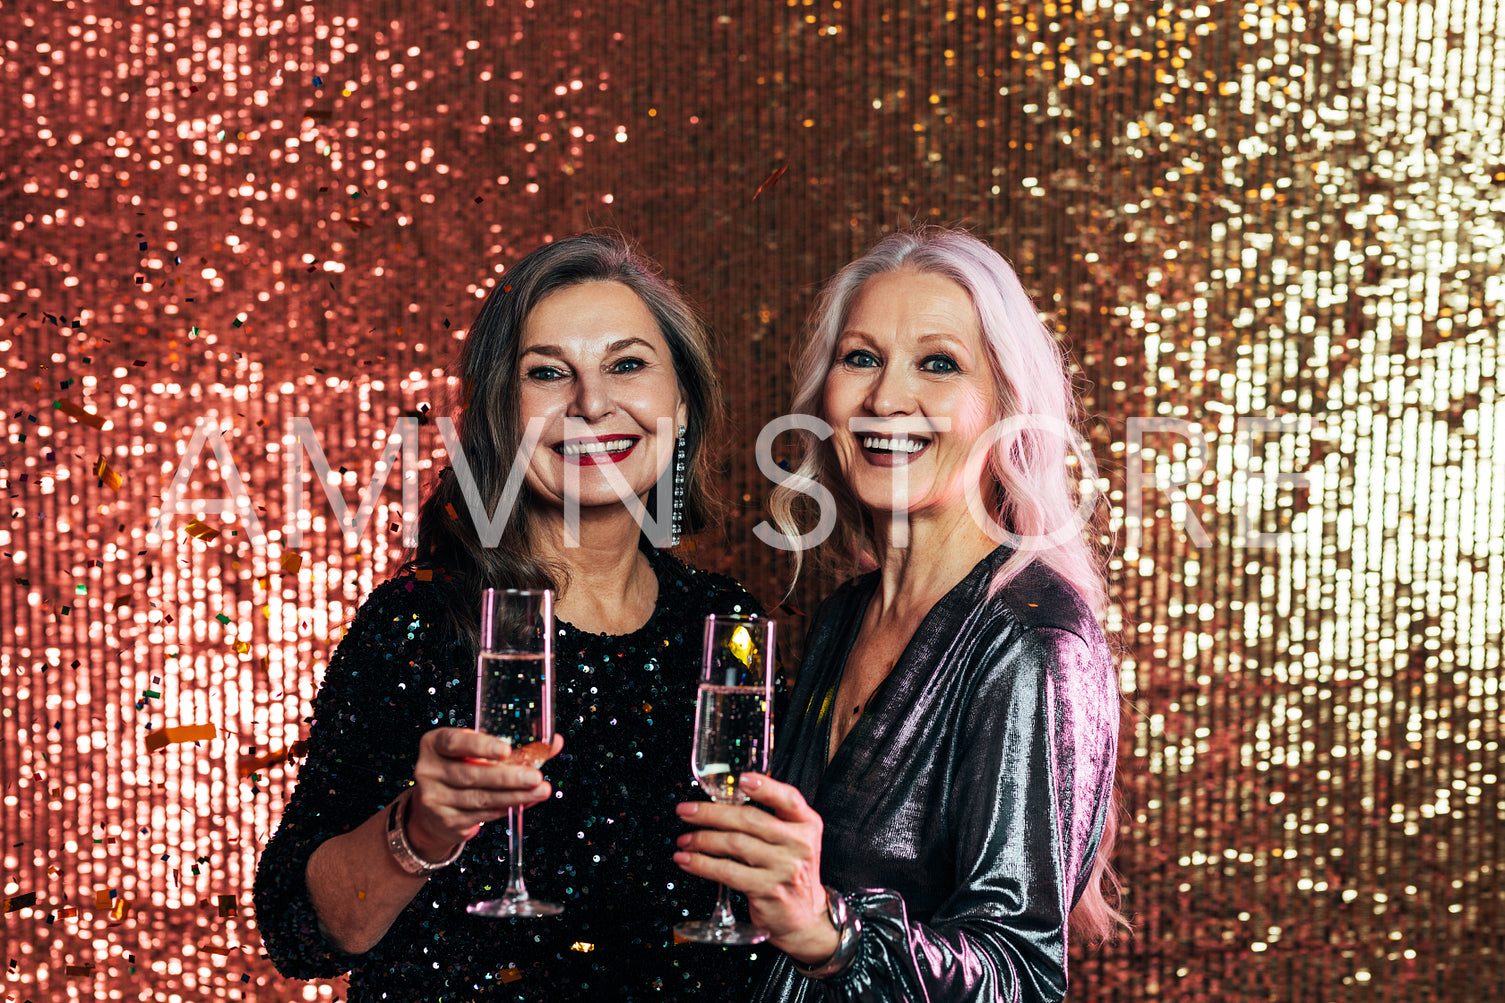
[517,280,686,514]
[822,268,998,521]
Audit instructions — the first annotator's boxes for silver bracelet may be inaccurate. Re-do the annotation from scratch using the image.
[791,885,863,980]
[385,789,466,875]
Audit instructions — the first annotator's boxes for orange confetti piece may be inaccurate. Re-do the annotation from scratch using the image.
[145,723,218,752]
[498,967,522,983]
[236,747,291,777]
[280,551,303,573]
[53,398,107,429]
[445,503,460,520]
[93,455,123,490]
[183,518,221,541]
[414,568,434,582]
[95,889,112,908]
[752,161,790,200]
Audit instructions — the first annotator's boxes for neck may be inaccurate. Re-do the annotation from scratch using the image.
[529,505,658,632]
[867,504,998,619]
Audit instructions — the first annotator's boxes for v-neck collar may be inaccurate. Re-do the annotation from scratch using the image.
[817,544,1008,778]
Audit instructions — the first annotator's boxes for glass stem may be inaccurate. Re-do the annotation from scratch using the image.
[710,881,737,929]
[506,805,529,901]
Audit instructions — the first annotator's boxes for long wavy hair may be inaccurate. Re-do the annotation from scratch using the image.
[770,226,1128,944]
[411,232,724,640]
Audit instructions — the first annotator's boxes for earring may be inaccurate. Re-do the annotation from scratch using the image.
[670,424,687,547]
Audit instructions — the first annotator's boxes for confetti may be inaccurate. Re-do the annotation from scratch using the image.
[2,892,37,912]
[145,724,218,752]
[183,518,221,541]
[93,455,123,491]
[752,161,789,200]
[52,399,107,429]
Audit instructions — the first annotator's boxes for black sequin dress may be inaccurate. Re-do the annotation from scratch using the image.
[253,547,765,1001]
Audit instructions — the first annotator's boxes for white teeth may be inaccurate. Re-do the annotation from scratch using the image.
[560,438,634,456]
[862,436,926,454]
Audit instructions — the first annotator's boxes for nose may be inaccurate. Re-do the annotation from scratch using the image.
[864,363,915,417]
[567,370,615,422]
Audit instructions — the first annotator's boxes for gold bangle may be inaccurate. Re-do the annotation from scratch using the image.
[385,789,466,875]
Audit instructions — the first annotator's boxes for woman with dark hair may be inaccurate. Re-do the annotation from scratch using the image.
[254,233,764,1001]
[673,227,1126,1002]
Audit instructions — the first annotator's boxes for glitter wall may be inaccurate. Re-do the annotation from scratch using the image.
[3,1,1502,1000]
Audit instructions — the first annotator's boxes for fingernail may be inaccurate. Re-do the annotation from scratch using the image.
[676,802,698,816]
[673,851,691,865]
[676,833,691,847]
[742,774,764,791]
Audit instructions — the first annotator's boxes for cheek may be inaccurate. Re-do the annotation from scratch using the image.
[822,374,863,426]
[951,385,997,432]
[517,386,560,424]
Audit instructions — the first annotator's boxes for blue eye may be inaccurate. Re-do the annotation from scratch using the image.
[526,365,567,381]
[841,349,879,368]
[611,357,646,374]
[920,355,959,374]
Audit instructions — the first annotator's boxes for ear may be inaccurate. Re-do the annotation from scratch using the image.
[676,399,689,435]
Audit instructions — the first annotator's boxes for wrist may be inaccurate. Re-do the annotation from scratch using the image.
[385,789,466,875]
[401,793,458,861]
[790,886,863,980]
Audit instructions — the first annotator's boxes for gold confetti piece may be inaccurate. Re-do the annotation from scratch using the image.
[280,551,302,573]
[53,398,107,429]
[145,723,218,752]
[3,892,37,912]
[95,889,112,908]
[498,967,522,983]
[568,941,594,953]
[183,518,221,541]
[93,455,123,490]
[217,894,237,918]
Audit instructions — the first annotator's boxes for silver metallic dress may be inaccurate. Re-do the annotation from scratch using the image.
[752,547,1119,1003]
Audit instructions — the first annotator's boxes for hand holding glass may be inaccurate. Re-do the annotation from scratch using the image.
[467,588,563,918]
[675,614,775,944]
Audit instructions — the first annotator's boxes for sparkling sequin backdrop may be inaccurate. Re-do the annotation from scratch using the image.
[1,0,1501,999]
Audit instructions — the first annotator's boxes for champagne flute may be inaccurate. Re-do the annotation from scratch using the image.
[467,588,563,918]
[674,614,775,945]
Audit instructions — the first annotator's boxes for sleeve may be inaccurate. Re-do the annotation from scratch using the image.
[807,626,1119,1003]
[251,584,437,979]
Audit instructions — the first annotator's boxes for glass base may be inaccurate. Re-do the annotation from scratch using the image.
[674,919,769,945]
[468,896,564,919]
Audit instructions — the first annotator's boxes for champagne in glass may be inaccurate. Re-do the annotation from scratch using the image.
[467,588,563,918]
[675,615,774,945]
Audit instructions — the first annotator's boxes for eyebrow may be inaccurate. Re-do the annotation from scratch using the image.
[838,330,970,349]
[520,336,658,361]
